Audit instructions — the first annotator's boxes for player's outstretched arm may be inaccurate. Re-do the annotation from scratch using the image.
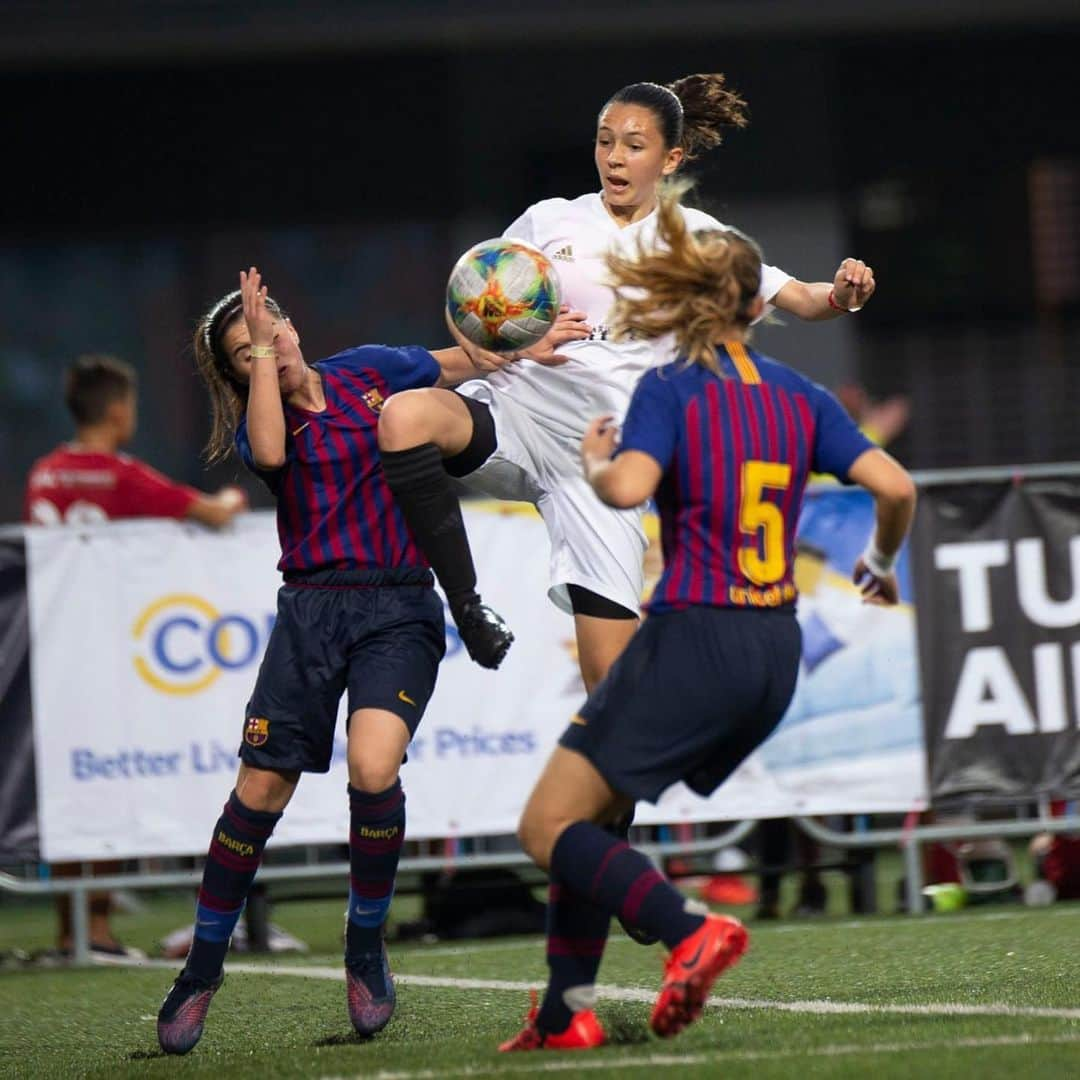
[772,259,876,321]
[241,267,288,468]
[581,415,663,509]
[185,486,248,529]
[436,306,586,384]
[437,309,521,382]
[847,447,916,605]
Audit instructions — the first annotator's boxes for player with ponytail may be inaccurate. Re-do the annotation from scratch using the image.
[375,74,878,1046]
[499,185,912,1051]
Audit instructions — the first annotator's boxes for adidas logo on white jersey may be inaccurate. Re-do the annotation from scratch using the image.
[552,245,574,262]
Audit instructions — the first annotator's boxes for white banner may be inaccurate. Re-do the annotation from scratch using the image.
[27,501,925,861]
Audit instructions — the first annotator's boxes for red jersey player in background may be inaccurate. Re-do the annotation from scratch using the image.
[25,353,246,528]
[24,353,247,960]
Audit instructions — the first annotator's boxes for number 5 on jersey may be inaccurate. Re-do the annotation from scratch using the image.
[738,461,792,586]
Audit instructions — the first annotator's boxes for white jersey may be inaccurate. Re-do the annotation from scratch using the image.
[482,191,793,442]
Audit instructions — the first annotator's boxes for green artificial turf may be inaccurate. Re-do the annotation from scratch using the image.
[1,881,1078,1079]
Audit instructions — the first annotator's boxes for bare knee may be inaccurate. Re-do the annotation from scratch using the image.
[379,391,427,449]
[517,808,569,871]
[378,388,474,456]
[234,764,298,814]
[349,759,401,795]
[380,389,462,452]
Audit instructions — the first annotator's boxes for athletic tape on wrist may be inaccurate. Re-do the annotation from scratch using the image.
[862,543,896,578]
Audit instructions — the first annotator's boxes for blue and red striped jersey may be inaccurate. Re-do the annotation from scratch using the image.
[235,345,440,573]
[619,342,873,615]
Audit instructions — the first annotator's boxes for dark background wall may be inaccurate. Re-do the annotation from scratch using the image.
[2,1,1078,516]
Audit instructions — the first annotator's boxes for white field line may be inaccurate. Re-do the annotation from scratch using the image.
[260,904,1080,959]
[769,905,1080,933]
[129,957,1080,1021]
[321,1034,1080,1079]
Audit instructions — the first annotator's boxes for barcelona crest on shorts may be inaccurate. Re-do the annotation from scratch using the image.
[362,387,385,413]
[244,716,270,747]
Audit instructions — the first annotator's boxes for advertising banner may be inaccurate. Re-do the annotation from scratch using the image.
[0,531,38,860]
[26,493,925,861]
[913,478,1080,804]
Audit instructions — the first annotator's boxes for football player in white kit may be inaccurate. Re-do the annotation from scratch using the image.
[377,72,876,1045]
[380,72,875,689]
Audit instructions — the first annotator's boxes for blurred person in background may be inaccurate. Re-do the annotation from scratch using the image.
[23,353,247,962]
[499,189,913,1051]
[25,353,247,529]
[833,382,911,449]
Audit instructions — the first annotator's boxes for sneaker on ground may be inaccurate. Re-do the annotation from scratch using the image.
[346,946,396,1036]
[89,941,148,964]
[650,913,748,1038]
[499,989,605,1052]
[157,969,224,1055]
[453,601,514,669]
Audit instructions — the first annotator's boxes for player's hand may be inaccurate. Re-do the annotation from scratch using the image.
[240,267,277,351]
[216,485,249,512]
[581,415,619,461]
[519,306,591,367]
[442,308,520,372]
[831,258,876,311]
[852,557,899,605]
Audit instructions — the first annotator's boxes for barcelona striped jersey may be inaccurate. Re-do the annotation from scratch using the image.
[619,342,874,615]
[236,345,440,573]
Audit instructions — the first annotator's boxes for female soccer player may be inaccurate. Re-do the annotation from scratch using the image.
[156,269,516,1055]
[498,188,915,1050]
[381,71,875,692]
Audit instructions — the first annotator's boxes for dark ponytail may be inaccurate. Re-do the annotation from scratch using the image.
[668,73,748,160]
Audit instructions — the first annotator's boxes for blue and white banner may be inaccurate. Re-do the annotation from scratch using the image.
[25,494,925,861]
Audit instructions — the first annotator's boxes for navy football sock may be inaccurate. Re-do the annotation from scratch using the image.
[345,781,405,967]
[380,444,479,612]
[537,878,610,1035]
[550,821,703,951]
[187,790,281,982]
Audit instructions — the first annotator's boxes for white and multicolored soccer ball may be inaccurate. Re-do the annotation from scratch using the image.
[446,238,562,353]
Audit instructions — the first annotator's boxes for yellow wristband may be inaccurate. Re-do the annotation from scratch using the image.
[249,345,275,359]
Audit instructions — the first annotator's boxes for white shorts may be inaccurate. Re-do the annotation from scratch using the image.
[456,381,647,615]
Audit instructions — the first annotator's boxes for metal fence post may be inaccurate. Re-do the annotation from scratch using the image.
[71,882,90,965]
[904,836,924,915]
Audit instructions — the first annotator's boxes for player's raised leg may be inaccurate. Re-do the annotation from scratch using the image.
[378,388,513,669]
[511,737,748,1048]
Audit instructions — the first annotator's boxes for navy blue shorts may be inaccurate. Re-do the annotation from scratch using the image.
[240,567,446,774]
[560,606,801,803]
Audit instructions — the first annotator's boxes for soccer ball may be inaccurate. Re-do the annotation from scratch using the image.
[446,238,562,353]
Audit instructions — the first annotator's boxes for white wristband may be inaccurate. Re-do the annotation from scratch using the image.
[862,542,896,578]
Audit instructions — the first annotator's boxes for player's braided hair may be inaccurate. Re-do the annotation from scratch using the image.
[605,180,762,374]
[193,289,288,462]
[606,73,748,162]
